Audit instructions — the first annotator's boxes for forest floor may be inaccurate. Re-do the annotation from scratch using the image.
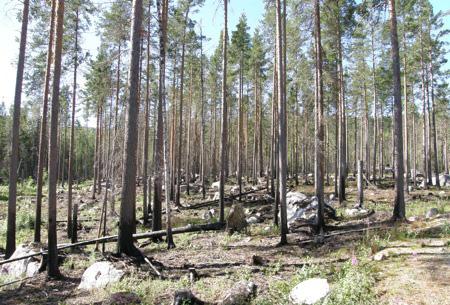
[0,178,449,305]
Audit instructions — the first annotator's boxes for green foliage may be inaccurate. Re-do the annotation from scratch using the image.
[322,262,376,305]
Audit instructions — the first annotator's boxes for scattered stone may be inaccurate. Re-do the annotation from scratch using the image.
[289,278,330,305]
[425,208,439,219]
[102,292,141,305]
[246,216,260,224]
[329,194,336,201]
[211,181,220,190]
[344,208,372,218]
[218,281,257,305]
[213,192,220,201]
[230,185,240,195]
[0,244,41,278]
[173,289,207,305]
[251,255,265,266]
[286,192,308,207]
[78,261,124,290]
[408,185,414,193]
[407,216,419,222]
[226,203,247,234]
[373,252,387,261]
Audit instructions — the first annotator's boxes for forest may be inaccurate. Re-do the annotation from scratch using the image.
[0,0,449,304]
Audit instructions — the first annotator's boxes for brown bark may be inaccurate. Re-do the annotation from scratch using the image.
[389,0,405,220]
[35,0,56,244]
[6,0,30,259]
[117,0,143,257]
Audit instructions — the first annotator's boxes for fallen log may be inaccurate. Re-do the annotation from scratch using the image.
[184,187,268,210]
[0,222,225,266]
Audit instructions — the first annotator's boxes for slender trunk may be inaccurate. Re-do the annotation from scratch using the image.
[111,42,121,212]
[200,28,206,199]
[314,0,325,231]
[35,0,55,244]
[6,0,29,258]
[142,3,151,224]
[219,0,228,223]
[47,0,64,277]
[176,5,191,206]
[67,8,79,238]
[389,0,405,220]
[276,0,288,244]
[429,49,440,188]
[371,27,378,183]
[402,33,409,192]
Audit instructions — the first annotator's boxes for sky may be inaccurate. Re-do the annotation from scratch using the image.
[0,0,449,110]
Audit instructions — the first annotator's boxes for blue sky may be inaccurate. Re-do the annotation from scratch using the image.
[0,0,448,109]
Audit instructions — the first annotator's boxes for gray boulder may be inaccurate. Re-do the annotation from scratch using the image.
[218,281,257,305]
[289,278,330,305]
[0,244,41,278]
[78,261,124,290]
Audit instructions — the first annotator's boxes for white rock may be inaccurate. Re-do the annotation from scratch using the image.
[247,216,259,224]
[78,261,124,290]
[373,252,387,261]
[286,192,308,206]
[289,278,330,305]
[345,208,369,217]
[213,192,220,201]
[0,244,41,278]
[211,181,220,190]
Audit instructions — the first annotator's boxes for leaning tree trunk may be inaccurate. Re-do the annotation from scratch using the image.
[6,0,29,259]
[35,0,55,244]
[389,0,405,220]
[47,0,64,277]
[117,0,143,257]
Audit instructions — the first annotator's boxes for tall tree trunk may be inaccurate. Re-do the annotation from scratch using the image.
[337,13,346,204]
[412,86,417,187]
[117,0,143,256]
[275,0,288,245]
[314,0,325,232]
[200,28,206,199]
[175,4,191,206]
[142,2,151,225]
[219,0,228,224]
[111,42,122,213]
[47,0,64,277]
[429,49,440,188]
[6,0,29,259]
[389,0,405,220]
[371,26,378,184]
[402,33,409,192]
[35,0,55,244]
[158,0,175,248]
[237,59,243,199]
[420,39,428,189]
[67,7,79,238]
